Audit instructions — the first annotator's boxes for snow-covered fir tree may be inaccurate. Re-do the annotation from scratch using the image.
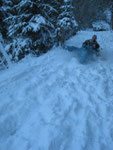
[0,0,8,67]
[0,0,8,38]
[6,0,56,61]
[0,35,6,68]
[4,0,78,61]
[0,0,3,66]
[0,0,3,34]
[56,0,78,45]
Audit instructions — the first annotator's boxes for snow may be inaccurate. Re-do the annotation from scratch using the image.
[29,15,46,32]
[0,31,113,150]
[58,17,78,27]
[92,21,111,31]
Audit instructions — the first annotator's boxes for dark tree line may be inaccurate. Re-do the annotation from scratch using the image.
[111,1,113,29]
[73,0,112,29]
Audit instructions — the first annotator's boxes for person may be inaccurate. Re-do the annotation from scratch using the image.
[80,35,100,63]
[82,35,100,52]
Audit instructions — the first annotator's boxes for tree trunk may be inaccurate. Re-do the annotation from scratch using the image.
[112,7,113,29]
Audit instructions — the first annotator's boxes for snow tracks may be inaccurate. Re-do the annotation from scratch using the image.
[0,31,113,150]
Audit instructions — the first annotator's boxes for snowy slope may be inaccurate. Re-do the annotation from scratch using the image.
[0,31,113,150]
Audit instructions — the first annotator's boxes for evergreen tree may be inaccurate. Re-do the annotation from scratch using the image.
[4,0,78,62]
[0,0,9,67]
[0,0,8,38]
[0,34,6,68]
[56,0,78,41]
[0,0,3,34]
[6,0,56,61]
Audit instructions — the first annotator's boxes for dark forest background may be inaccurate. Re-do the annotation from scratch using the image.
[73,0,112,29]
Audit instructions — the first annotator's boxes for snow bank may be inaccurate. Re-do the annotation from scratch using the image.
[0,31,113,150]
[92,21,111,31]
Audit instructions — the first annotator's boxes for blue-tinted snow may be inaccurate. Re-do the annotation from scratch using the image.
[0,31,113,150]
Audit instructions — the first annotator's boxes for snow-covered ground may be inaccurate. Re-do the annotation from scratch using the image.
[0,31,113,150]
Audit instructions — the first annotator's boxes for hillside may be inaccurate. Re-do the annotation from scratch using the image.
[0,31,113,150]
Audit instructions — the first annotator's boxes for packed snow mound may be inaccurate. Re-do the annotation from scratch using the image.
[92,21,111,31]
[0,31,113,150]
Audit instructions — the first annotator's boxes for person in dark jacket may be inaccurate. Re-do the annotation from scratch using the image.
[82,35,100,52]
[80,35,100,63]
